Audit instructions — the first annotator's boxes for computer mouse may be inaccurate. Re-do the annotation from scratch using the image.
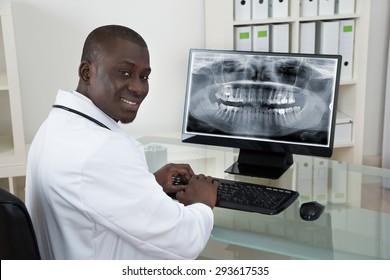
[299,201,325,221]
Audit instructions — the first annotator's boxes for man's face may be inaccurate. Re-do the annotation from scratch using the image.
[86,39,151,123]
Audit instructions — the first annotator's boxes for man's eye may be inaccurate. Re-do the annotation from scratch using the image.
[141,75,149,81]
[119,70,131,76]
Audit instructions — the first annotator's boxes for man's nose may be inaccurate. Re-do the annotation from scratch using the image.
[128,78,148,95]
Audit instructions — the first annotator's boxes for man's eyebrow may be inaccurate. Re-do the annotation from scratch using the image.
[120,61,151,72]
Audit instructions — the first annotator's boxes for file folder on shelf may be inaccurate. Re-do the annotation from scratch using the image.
[299,22,316,54]
[234,0,251,21]
[330,161,347,203]
[300,0,318,17]
[270,0,289,18]
[270,23,289,53]
[318,0,335,16]
[336,0,355,14]
[313,158,329,204]
[252,25,270,52]
[296,156,313,203]
[338,19,355,80]
[316,21,339,55]
[252,0,269,20]
[235,26,252,51]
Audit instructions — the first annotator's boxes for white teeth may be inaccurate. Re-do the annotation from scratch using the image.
[214,104,303,128]
[216,85,296,106]
[121,98,136,105]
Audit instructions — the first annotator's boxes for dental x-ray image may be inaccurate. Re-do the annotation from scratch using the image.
[185,50,339,146]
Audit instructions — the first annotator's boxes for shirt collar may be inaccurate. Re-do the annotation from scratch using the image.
[53,90,122,133]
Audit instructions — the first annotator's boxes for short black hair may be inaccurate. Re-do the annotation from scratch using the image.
[81,25,147,63]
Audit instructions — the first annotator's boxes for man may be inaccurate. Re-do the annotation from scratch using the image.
[25,25,218,259]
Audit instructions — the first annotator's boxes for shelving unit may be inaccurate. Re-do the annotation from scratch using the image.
[204,0,370,164]
[0,0,27,196]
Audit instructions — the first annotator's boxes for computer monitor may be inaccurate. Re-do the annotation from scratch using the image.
[181,49,342,179]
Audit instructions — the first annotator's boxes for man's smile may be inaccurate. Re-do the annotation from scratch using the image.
[120,97,138,106]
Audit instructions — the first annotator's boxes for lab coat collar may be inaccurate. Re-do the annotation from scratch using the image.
[53,89,123,134]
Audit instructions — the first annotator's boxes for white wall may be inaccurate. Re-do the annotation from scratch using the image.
[11,0,205,143]
[363,0,390,162]
[383,35,390,169]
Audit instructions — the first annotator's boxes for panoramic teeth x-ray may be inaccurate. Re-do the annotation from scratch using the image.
[186,52,338,144]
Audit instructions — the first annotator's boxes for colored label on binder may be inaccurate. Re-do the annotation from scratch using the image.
[258,31,268,37]
[343,25,353,32]
[240,32,250,39]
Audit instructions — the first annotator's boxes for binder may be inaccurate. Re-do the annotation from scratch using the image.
[336,0,355,14]
[338,19,355,80]
[252,25,270,52]
[316,20,339,55]
[270,0,289,18]
[299,22,316,54]
[234,0,251,21]
[330,161,347,203]
[300,0,318,17]
[318,0,335,16]
[270,23,289,53]
[235,26,252,51]
[296,156,313,202]
[313,158,329,204]
[252,0,269,20]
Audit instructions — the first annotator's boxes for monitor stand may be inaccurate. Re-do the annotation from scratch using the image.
[225,149,293,180]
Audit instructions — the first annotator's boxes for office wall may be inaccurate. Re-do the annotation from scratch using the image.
[363,0,390,164]
[11,0,205,143]
[382,35,390,169]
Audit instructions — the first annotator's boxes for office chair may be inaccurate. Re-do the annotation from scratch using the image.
[0,187,41,260]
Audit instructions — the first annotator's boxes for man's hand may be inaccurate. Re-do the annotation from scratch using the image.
[153,163,194,194]
[176,175,219,208]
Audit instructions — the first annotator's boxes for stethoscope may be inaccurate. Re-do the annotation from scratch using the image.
[52,105,110,130]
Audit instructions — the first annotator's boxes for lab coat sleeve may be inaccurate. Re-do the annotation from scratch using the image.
[79,133,214,259]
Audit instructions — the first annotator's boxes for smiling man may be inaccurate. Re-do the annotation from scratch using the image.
[25,25,218,260]
[77,26,151,124]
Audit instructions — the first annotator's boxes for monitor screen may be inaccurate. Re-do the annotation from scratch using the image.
[182,49,341,179]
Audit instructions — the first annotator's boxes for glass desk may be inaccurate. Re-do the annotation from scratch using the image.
[138,136,390,260]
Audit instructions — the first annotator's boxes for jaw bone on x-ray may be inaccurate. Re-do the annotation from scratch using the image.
[187,52,337,144]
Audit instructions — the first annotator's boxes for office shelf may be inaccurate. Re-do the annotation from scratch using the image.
[0,1,27,194]
[204,0,370,164]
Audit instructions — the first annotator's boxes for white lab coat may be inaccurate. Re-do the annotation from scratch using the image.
[25,90,213,260]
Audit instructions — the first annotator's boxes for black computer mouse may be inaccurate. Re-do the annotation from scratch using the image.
[300,201,325,221]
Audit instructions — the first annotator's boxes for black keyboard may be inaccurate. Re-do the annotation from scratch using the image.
[171,176,299,215]
[216,178,299,214]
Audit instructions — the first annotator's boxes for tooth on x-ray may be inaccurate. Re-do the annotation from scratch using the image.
[188,53,336,139]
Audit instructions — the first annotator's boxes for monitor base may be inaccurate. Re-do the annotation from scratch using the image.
[225,162,291,180]
[224,149,293,180]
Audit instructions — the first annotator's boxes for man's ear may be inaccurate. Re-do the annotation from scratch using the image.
[78,61,92,83]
